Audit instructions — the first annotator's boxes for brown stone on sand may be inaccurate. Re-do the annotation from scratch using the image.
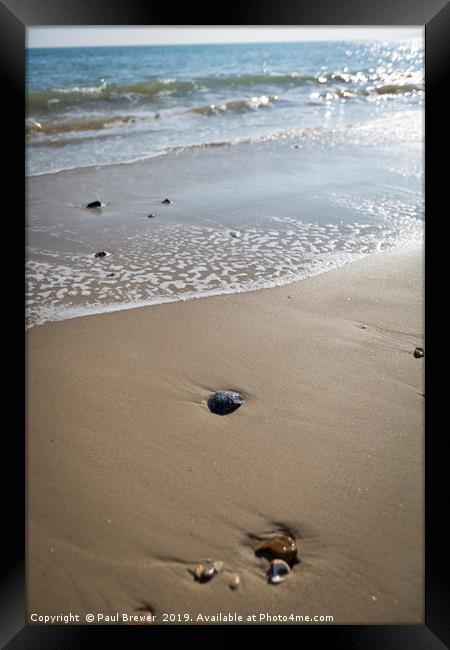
[413,347,424,358]
[255,533,297,565]
[229,574,240,590]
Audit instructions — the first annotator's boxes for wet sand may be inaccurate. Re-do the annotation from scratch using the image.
[27,245,424,624]
[26,126,423,329]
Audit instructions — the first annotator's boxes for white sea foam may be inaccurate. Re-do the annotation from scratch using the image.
[26,208,423,329]
[26,237,423,330]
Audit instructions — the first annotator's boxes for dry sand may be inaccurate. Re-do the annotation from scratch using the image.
[27,245,424,625]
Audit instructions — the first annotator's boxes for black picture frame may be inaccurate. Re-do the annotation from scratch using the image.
[2,0,449,647]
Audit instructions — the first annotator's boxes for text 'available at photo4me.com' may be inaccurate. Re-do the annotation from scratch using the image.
[29,611,335,624]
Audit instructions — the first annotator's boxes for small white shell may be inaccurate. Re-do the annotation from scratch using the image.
[194,563,215,582]
[213,560,224,574]
[268,559,291,584]
[194,560,223,582]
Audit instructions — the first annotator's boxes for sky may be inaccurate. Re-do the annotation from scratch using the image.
[26,26,423,49]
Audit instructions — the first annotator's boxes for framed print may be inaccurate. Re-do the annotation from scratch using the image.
[1,0,449,646]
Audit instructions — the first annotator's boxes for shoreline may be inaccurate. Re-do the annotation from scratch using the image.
[27,244,424,624]
[26,239,423,330]
[26,108,423,330]
[26,107,422,179]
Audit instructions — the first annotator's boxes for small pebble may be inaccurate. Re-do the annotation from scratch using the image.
[207,390,244,415]
[162,198,173,204]
[86,200,102,209]
[229,574,240,590]
[255,533,297,565]
[413,347,424,358]
[147,214,156,218]
[230,231,241,238]
[94,251,108,258]
[106,272,115,277]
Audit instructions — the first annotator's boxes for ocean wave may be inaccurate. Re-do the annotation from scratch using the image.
[308,82,423,103]
[188,95,279,116]
[27,79,198,111]
[27,70,423,112]
[25,95,280,138]
[373,82,423,95]
[26,81,421,142]
[25,114,146,136]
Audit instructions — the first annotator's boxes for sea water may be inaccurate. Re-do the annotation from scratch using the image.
[26,39,424,327]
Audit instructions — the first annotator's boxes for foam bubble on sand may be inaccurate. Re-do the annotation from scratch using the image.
[26,204,423,328]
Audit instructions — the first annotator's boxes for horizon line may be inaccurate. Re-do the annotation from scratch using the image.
[26,36,424,50]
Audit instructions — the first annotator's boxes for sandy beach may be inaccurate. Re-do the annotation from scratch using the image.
[27,244,424,624]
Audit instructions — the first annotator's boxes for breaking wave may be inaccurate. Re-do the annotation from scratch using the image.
[27,71,423,112]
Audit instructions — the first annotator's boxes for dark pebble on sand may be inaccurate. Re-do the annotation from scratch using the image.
[413,347,424,358]
[207,390,244,415]
[106,272,115,277]
[94,251,107,258]
[86,200,102,208]
[148,213,156,218]
[162,198,173,204]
